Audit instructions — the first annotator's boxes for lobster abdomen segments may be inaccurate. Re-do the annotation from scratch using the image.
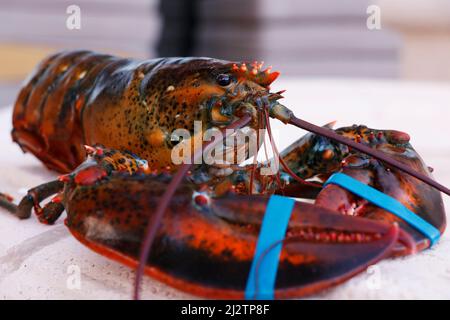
[12,51,122,172]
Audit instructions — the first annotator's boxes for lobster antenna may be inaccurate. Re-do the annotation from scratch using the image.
[288,115,450,196]
[0,193,17,214]
[133,114,253,300]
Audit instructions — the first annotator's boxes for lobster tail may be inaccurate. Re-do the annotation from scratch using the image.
[11,50,120,173]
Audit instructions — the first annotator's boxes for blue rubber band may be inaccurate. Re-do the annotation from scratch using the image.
[245,195,296,300]
[324,173,440,246]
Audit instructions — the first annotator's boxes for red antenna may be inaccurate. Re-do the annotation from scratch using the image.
[288,115,450,196]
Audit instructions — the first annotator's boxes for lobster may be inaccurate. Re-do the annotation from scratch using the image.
[1,50,448,299]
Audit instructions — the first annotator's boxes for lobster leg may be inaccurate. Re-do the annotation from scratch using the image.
[0,193,17,214]
[33,193,65,225]
[0,180,65,220]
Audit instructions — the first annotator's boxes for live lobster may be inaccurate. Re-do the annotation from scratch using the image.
[1,50,448,299]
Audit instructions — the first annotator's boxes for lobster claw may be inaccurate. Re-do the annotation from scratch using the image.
[61,175,412,299]
[207,196,410,299]
[315,157,445,253]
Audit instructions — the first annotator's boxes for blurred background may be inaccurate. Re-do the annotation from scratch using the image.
[0,0,449,106]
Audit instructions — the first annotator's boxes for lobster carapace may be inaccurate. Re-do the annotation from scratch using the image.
[12,51,278,173]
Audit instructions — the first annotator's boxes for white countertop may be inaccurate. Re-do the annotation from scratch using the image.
[1,78,449,299]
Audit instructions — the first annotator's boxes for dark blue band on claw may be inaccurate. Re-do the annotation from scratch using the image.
[324,173,441,246]
[245,195,295,300]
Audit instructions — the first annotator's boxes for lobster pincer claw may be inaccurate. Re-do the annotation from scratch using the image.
[53,170,404,299]
[316,153,445,254]
[209,196,411,299]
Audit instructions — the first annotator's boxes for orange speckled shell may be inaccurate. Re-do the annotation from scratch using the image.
[12,51,238,173]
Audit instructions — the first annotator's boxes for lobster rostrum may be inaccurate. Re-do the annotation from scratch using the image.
[1,50,448,299]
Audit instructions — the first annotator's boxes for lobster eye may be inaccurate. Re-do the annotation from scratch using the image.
[216,74,231,86]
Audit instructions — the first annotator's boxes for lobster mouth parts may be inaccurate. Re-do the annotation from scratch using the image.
[207,125,261,168]
[204,100,269,171]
